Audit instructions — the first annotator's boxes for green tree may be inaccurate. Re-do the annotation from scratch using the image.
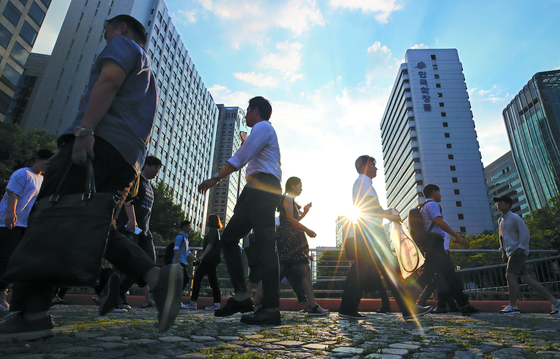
[150,180,188,246]
[0,122,57,195]
[524,196,560,252]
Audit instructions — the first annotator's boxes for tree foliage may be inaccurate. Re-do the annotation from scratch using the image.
[150,180,188,246]
[0,122,57,195]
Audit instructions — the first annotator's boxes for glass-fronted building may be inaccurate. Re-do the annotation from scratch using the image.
[0,0,50,121]
[484,151,530,231]
[20,0,218,230]
[207,105,247,228]
[380,49,493,234]
[502,70,560,211]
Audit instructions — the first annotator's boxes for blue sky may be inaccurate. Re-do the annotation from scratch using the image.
[36,0,560,247]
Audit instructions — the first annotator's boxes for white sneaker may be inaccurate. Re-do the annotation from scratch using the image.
[551,300,560,316]
[205,303,221,311]
[110,308,128,313]
[499,305,520,314]
[180,302,197,310]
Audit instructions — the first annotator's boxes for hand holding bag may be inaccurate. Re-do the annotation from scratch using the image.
[2,160,121,287]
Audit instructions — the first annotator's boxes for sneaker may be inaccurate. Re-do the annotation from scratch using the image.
[433,306,448,314]
[110,308,128,314]
[118,296,132,311]
[240,308,281,325]
[180,302,197,310]
[551,300,560,316]
[150,264,183,333]
[499,305,520,315]
[403,305,433,320]
[461,304,482,316]
[339,312,366,320]
[0,313,54,342]
[51,296,64,305]
[205,303,221,311]
[214,297,254,317]
[307,304,329,316]
[98,273,120,316]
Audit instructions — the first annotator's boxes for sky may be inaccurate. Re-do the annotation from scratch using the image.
[35,0,560,248]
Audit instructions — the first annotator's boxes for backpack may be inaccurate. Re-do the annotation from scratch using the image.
[164,234,185,265]
[408,203,435,252]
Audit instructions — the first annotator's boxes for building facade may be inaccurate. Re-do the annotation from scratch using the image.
[380,49,493,234]
[484,151,529,230]
[0,0,50,120]
[335,216,350,248]
[21,0,218,230]
[502,70,560,211]
[207,105,247,227]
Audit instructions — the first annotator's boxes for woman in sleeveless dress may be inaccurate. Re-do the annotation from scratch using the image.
[276,177,328,315]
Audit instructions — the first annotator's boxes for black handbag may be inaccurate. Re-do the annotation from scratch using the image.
[2,160,121,287]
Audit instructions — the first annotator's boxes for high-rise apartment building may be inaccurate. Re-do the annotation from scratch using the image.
[502,70,560,211]
[21,0,218,230]
[484,151,529,230]
[380,49,493,234]
[0,0,50,120]
[207,105,247,227]
[335,216,350,248]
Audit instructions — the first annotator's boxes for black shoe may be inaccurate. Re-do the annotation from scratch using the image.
[118,296,132,311]
[339,312,366,319]
[403,305,433,320]
[150,264,183,332]
[0,313,54,342]
[99,273,120,316]
[461,304,482,316]
[240,309,281,325]
[433,306,448,314]
[214,297,254,317]
[377,306,391,313]
[449,306,461,313]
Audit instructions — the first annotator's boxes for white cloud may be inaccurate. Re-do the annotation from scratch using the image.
[175,9,197,24]
[233,72,280,87]
[329,0,404,23]
[260,41,305,82]
[208,85,251,108]
[478,89,492,96]
[197,0,325,47]
[365,41,403,86]
[473,86,513,103]
[411,43,429,49]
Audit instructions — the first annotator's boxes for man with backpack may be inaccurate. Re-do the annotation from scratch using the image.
[416,184,481,316]
[171,220,198,297]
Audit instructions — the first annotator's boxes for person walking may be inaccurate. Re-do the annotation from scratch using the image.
[494,195,560,315]
[0,15,182,342]
[183,214,223,311]
[198,96,282,325]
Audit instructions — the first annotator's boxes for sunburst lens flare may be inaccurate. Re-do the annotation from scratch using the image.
[348,206,361,224]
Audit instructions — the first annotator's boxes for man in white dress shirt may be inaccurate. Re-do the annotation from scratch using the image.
[199,96,282,325]
[494,195,560,315]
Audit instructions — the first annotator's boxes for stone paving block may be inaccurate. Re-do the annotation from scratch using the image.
[453,350,485,359]
[217,335,239,341]
[303,343,329,350]
[124,338,160,345]
[365,354,402,359]
[244,334,264,339]
[55,346,103,354]
[390,342,421,350]
[332,346,364,354]
[480,341,502,348]
[276,340,306,347]
[380,347,408,355]
[485,348,527,359]
[159,336,190,342]
[73,333,99,339]
[190,335,217,342]
[95,335,123,341]
[537,351,560,358]
[97,342,128,350]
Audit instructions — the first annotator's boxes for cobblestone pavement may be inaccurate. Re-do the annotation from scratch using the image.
[1,305,559,358]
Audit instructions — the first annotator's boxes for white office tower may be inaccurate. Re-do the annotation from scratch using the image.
[380,49,493,234]
[207,105,248,227]
[22,0,218,230]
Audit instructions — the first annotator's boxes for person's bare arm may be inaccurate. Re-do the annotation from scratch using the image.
[284,196,316,238]
[433,217,466,245]
[124,202,136,232]
[198,163,237,194]
[4,191,18,229]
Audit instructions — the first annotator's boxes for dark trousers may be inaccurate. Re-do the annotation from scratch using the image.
[190,261,221,303]
[0,226,25,291]
[417,235,468,307]
[10,137,156,313]
[281,264,308,304]
[221,173,282,309]
[340,233,411,316]
[119,232,155,297]
[180,263,190,292]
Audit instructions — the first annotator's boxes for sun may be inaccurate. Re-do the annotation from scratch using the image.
[347,206,361,224]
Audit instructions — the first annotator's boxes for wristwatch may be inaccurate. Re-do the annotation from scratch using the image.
[212,172,221,182]
[74,127,94,137]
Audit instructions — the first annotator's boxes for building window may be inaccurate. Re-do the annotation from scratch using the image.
[19,21,38,46]
[448,154,454,159]
[452,177,458,183]
[441,112,447,117]
[433,65,438,70]
[456,201,462,207]
[454,189,460,195]
[431,55,436,60]
[3,2,21,26]
[437,93,443,97]
[436,83,441,88]
[458,214,464,220]
[434,74,440,79]
[28,2,46,26]
[0,24,11,49]
[10,41,29,66]
[446,144,452,148]
[20,0,29,5]
[0,64,21,90]
[439,102,444,107]
[460,226,466,232]
[40,0,52,6]
[444,133,450,137]
[450,166,456,171]
[443,122,448,127]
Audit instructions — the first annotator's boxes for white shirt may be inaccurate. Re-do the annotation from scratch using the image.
[227,121,282,181]
[499,211,530,256]
[421,199,446,239]
[0,168,43,228]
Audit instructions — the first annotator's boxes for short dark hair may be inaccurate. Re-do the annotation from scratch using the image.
[207,214,223,229]
[355,155,375,174]
[143,156,162,169]
[248,96,272,121]
[180,220,191,230]
[36,149,54,160]
[285,176,301,193]
[423,184,440,199]
[104,15,147,46]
